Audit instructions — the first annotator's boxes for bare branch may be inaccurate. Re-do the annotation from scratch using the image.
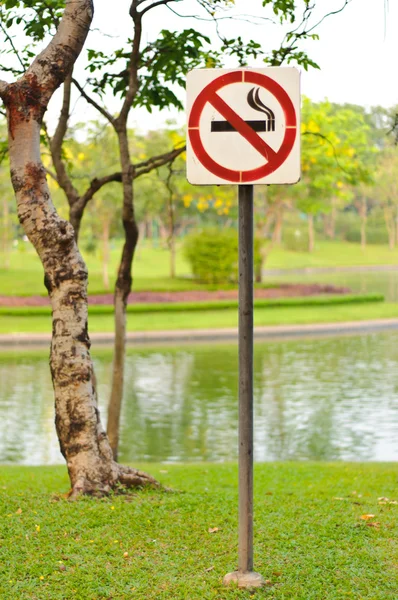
[139,0,177,18]
[52,72,73,152]
[306,0,352,34]
[117,3,142,126]
[45,167,59,184]
[72,78,115,125]
[133,145,185,178]
[303,131,352,176]
[77,172,122,210]
[0,21,26,73]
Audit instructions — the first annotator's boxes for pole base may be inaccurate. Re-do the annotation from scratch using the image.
[223,571,265,589]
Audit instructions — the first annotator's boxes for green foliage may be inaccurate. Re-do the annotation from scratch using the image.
[345,226,389,245]
[183,227,239,284]
[283,226,309,251]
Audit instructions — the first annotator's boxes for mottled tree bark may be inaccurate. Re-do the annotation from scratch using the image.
[0,0,157,496]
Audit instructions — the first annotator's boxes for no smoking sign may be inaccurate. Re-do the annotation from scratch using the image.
[186,67,300,185]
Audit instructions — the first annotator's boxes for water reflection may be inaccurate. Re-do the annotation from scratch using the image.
[0,332,398,465]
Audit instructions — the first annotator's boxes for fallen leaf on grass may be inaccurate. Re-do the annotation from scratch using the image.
[366,522,380,528]
[205,566,214,572]
[208,527,219,534]
[360,514,375,521]
[59,564,66,572]
[16,508,22,514]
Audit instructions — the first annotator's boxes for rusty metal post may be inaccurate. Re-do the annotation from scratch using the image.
[223,185,265,589]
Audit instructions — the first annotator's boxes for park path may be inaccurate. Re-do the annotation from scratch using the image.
[2,318,398,347]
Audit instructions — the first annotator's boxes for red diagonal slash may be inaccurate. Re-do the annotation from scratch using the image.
[209,92,277,162]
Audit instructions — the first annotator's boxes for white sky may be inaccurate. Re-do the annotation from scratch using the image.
[34,0,398,132]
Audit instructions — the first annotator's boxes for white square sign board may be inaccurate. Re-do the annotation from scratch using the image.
[186,67,300,186]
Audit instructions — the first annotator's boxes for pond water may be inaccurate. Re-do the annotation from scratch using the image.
[269,268,398,302]
[1,331,398,465]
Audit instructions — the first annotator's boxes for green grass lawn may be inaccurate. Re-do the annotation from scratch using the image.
[2,240,398,296]
[1,302,398,334]
[0,463,397,599]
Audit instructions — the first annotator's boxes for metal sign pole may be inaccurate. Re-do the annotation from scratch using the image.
[224,185,265,589]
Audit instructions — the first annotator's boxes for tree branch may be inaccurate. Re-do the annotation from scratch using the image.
[139,0,177,18]
[23,0,94,104]
[303,131,352,176]
[0,21,26,73]
[72,78,115,125]
[48,72,81,206]
[45,167,59,184]
[52,71,73,151]
[117,2,142,126]
[133,145,185,178]
[0,80,8,98]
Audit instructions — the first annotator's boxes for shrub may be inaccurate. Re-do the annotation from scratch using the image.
[345,226,389,245]
[184,228,263,284]
[283,227,309,252]
[184,228,239,283]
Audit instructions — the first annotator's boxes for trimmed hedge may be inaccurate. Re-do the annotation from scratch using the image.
[0,293,384,317]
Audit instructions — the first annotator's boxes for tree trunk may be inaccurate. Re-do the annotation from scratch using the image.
[308,214,315,252]
[272,207,284,245]
[324,199,336,239]
[107,128,138,461]
[0,0,157,496]
[102,217,110,290]
[383,207,395,250]
[167,182,176,279]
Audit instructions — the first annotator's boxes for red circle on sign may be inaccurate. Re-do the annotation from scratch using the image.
[188,70,297,183]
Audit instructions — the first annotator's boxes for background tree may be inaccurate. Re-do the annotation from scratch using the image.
[0,0,158,496]
[375,148,398,250]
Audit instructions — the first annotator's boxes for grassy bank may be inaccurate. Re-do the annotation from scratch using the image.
[0,301,397,335]
[2,240,398,296]
[1,463,397,599]
[0,294,384,317]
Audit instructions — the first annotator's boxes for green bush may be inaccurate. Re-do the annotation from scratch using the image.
[183,228,263,284]
[283,227,309,252]
[183,228,239,283]
[345,226,389,245]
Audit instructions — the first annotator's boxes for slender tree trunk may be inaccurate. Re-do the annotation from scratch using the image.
[308,213,315,252]
[383,207,395,250]
[254,209,275,283]
[166,171,176,279]
[324,199,336,239]
[272,207,284,245]
[170,234,176,279]
[0,0,157,496]
[102,217,110,290]
[107,128,138,461]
